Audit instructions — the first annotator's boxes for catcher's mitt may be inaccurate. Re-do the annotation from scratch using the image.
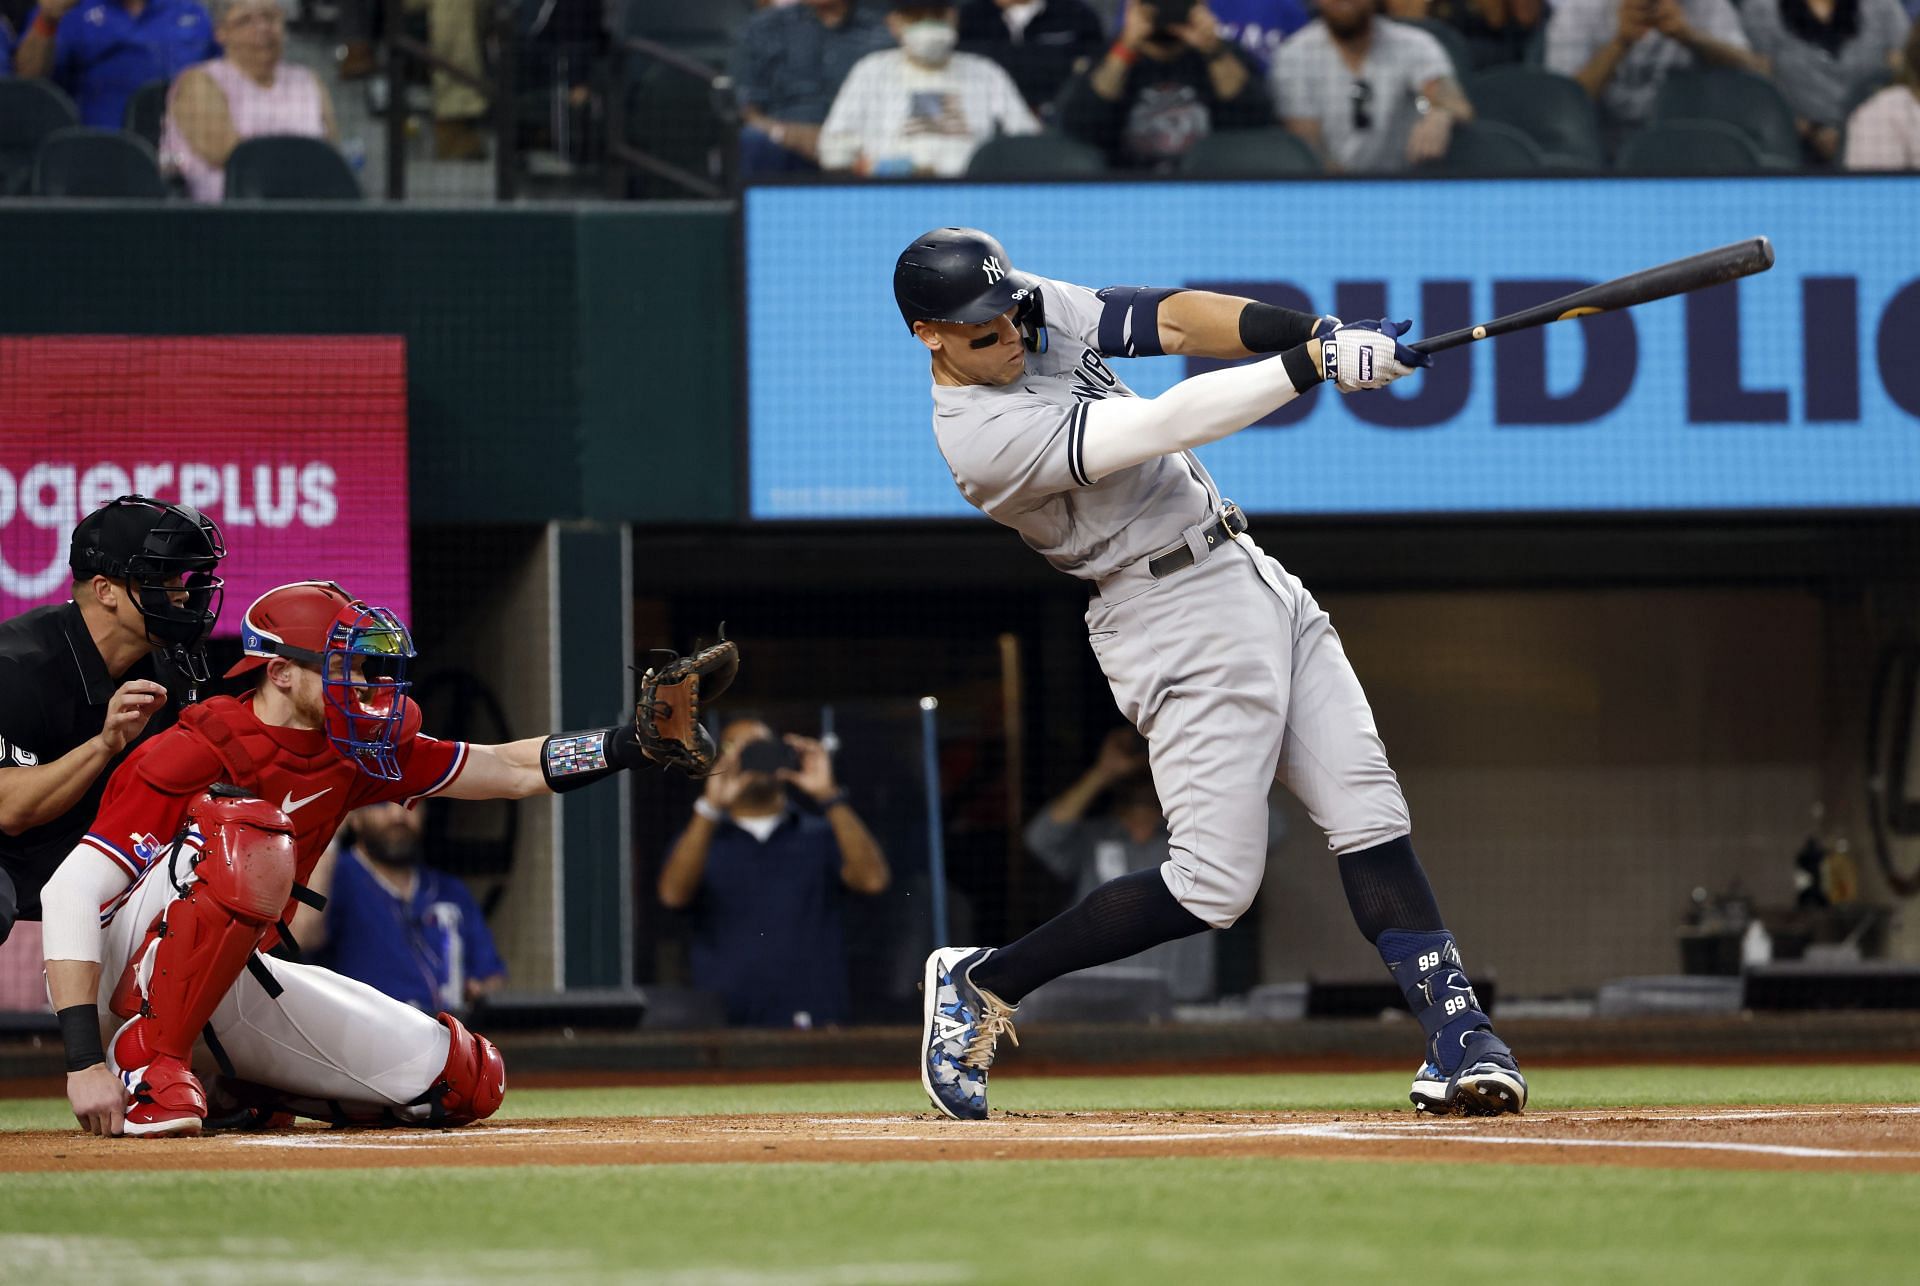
[635,633,739,777]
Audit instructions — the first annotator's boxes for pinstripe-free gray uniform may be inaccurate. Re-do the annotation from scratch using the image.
[932,277,1410,928]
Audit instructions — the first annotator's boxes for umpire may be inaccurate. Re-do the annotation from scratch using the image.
[0,496,226,944]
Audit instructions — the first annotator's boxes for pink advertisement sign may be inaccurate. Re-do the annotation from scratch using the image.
[0,337,411,631]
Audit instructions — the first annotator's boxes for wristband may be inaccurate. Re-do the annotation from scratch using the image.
[1239,301,1320,354]
[541,725,645,794]
[817,790,850,811]
[1109,41,1137,66]
[35,12,59,36]
[694,797,726,823]
[1281,342,1322,393]
[58,1004,105,1073]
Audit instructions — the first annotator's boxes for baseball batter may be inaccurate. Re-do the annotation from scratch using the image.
[898,227,1526,1121]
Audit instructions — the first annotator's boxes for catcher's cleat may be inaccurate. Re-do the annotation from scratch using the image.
[920,947,1017,1122]
[119,1057,208,1137]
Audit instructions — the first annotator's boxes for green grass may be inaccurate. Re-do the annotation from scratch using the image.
[1,1158,1916,1285]
[2,1061,1914,1131]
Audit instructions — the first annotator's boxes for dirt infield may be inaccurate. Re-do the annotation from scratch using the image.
[3,1105,1918,1175]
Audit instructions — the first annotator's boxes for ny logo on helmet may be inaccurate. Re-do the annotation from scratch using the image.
[982,257,1005,284]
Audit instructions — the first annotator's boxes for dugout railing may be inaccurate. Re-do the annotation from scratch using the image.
[379,0,520,201]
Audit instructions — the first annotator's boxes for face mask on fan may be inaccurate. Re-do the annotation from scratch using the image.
[901,20,958,66]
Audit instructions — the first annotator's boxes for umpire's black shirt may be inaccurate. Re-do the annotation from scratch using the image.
[0,602,185,927]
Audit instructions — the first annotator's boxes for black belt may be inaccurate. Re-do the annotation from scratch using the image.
[1149,504,1248,578]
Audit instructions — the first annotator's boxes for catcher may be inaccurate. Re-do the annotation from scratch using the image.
[40,580,736,1136]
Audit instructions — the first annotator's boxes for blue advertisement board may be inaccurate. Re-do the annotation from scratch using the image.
[745,178,1920,518]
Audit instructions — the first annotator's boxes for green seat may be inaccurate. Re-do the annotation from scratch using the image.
[124,80,169,150]
[33,127,167,199]
[1652,66,1802,168]
[1462,65,1604,169]
[225,135,363,200]
[1422,118,1547,175]
[0,78,81,196]
[1616,119,1766,174]
[1177,127,1319,178]
[1394,17,1473,79]
[966,131,1107,179]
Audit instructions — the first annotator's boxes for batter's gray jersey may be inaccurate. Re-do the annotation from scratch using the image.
[931,275,1223,582]
[924,272,1413,929]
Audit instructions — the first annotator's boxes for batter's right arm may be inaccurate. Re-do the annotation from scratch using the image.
[1079,321,1429,482]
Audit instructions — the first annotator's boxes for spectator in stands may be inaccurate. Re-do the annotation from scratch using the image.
[1845,18,1920,166]
[733,0,894,175]
[332,0,489,160]
[1386,0,1545,71]
[1544,0,1767,150]
[1273,0,1475,170]
[13,0,217,129]
[820,1,1039,175]
[1023,730,1219,1002]
[657,720,890,1029]
[1740,0,1911,164]
[1058,1,1272,169]
[291,803,506,1017]
[2,15,16,73]
[957,0,1108,116]
[160,0,337,201]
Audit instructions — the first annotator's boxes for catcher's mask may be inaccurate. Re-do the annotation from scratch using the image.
[317,602,416,781]
[69,495,227,683]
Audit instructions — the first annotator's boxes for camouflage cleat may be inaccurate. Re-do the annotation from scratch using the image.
[920,947,1018,1121]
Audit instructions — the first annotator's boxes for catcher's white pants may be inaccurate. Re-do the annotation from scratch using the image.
[98,856,449,1106]
[1085,532,1410,929]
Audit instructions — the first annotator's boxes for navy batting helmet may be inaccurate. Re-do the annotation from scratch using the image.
[894,227,1048,352]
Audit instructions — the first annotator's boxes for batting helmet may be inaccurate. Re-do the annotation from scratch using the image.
[894,227,1041,333]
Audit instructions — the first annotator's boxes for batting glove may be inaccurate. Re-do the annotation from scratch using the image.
[1321,319,1431,393]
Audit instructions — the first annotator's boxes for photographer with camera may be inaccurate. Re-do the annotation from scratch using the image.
[657,719,890,1028]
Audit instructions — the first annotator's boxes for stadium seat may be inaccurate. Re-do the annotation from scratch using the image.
[966,131,1107,179]
[622,0,756,64]
[1651,67,1802,168]
[1394,17,1474,79]
[124,80,169,150]
[621,57,734,198]
[1422,118,1548,174]
[1177,127,1320,177]
[32,128,168,199]
[0,79,82,197]
[1616,119,1767,174]
[1462,66,1604,169]
[224,135,363,200]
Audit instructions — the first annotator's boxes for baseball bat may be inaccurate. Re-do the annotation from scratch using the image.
[1408,236,1776,355]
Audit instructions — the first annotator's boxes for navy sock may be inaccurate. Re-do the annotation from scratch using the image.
[1340,837,1490,1075]
[968,867,1209,1005]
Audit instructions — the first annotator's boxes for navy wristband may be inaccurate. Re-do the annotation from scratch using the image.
[1240,302,1321,354]
[1281,343,1322,393]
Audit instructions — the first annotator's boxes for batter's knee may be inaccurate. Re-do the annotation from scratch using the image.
[1165,853,1265,930]
[1323,787,1412,857]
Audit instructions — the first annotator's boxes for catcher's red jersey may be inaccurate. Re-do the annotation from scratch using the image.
[80,695,467,900]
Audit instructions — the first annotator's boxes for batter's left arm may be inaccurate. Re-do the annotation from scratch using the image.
[1153,291,1333,361]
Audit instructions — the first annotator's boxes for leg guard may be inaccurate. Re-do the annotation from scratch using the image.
[1378,929,1492,1075]
[109,793,295,1134]
[421,1011,505,1126]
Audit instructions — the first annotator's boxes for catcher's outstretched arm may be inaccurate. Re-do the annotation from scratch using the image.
[439,737,550,800]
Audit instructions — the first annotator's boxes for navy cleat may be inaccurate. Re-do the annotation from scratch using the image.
[1447,1029,1528,1116]
[920,946,1018,1121]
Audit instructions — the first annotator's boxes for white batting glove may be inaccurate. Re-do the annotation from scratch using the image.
[1320,319,1432,393]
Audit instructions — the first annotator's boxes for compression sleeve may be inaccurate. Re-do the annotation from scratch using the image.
[41,845,131,964]
[1078,344,1321,483]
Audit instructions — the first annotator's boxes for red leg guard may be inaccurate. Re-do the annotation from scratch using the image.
[427,1011,506,1126]
[119,793,296,1061]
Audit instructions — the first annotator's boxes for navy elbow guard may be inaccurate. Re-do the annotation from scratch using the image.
[1240,302,1322,354]
[541,725,645,793]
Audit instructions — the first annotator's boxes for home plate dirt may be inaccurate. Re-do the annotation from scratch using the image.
[3,1106,1917,1175]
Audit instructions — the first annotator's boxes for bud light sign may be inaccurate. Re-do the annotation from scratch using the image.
[0,337,411,627]
[745,177,1920,517]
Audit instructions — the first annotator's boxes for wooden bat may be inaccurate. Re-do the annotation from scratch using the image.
[1408,237,1776,355]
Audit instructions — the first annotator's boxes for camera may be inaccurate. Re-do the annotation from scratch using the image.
[738,737,798,775]
[1150,0,1197,32]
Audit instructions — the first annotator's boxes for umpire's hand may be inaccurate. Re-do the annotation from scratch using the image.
[68,1063,127,1136]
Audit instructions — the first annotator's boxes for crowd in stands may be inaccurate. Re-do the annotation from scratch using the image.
[2,0,1918,199]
